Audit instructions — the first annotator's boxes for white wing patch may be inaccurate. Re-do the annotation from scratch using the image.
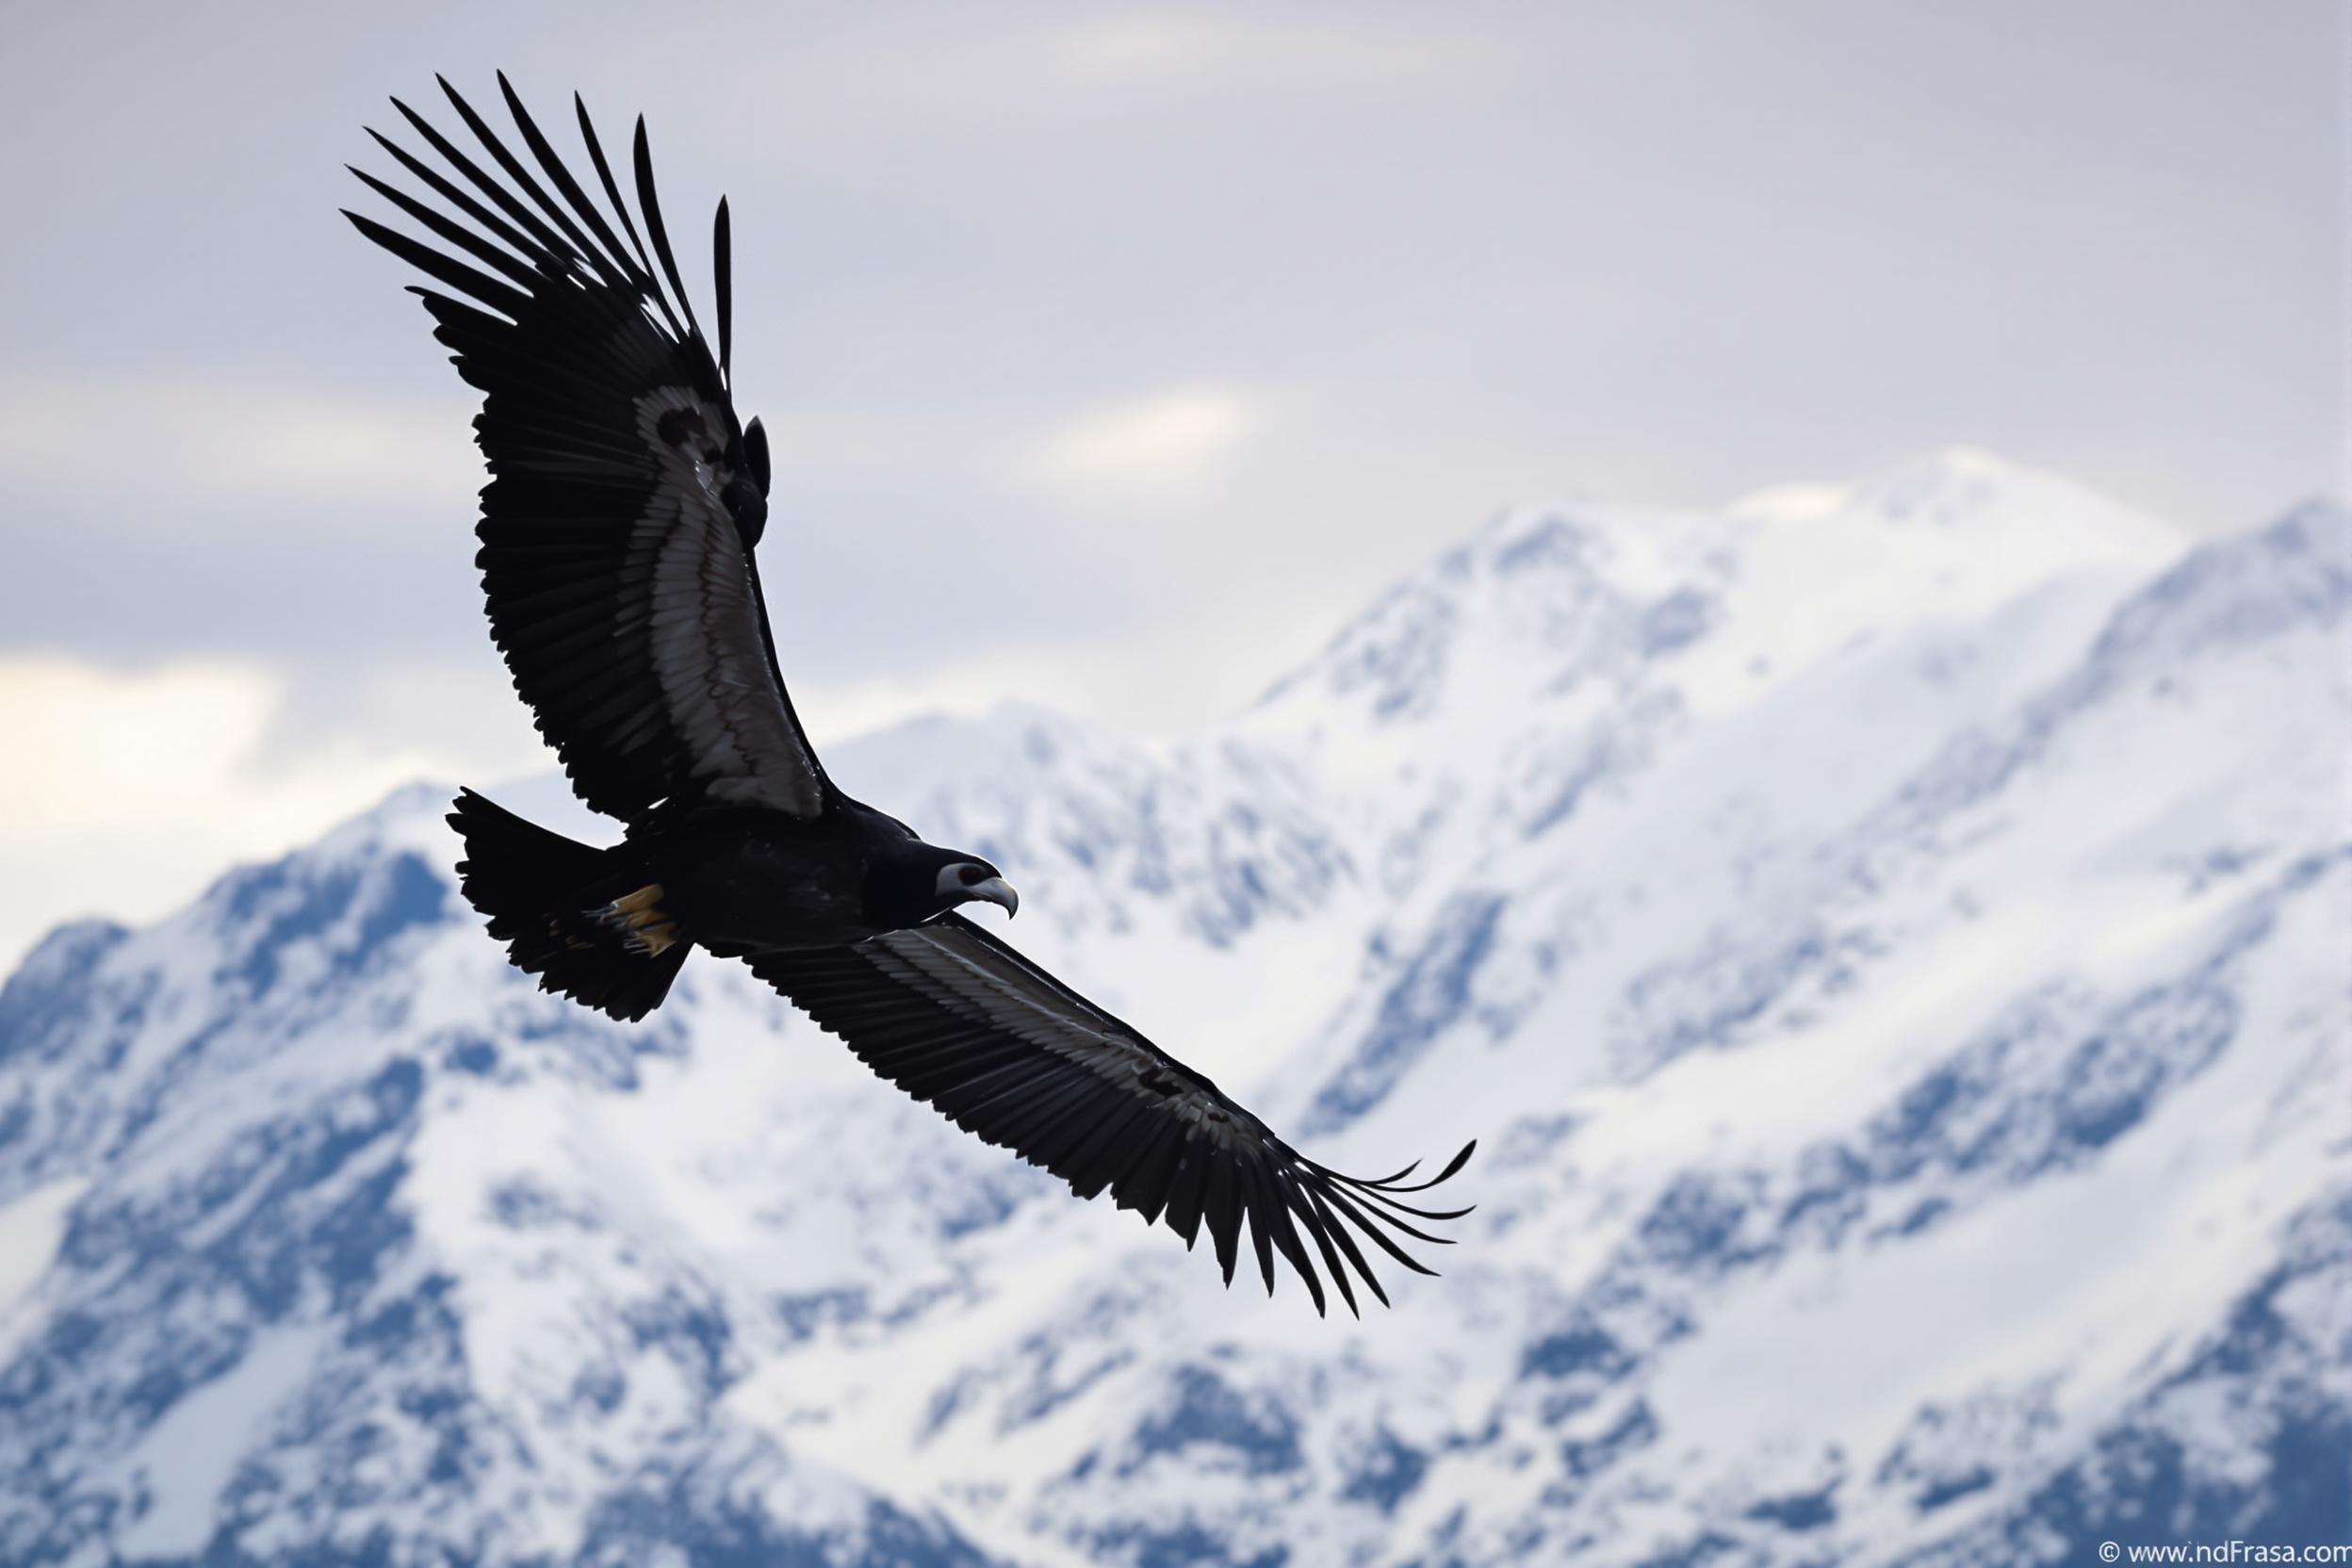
[633,386,825,817]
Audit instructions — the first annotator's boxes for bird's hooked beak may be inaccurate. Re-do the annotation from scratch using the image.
[968,876,1020,918]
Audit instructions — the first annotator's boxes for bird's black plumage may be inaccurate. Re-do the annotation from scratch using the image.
[347,76,815,822]
[753,919,1475,1315]
[348,74,1474,1314]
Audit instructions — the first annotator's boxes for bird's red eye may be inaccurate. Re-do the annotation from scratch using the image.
[959,866,988,886]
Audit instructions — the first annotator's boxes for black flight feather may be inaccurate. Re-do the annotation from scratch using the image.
[389,94,573,267]
[633,118,702,347]
[438,74,628,295]
[363,128,543,265]
[745,916,1476,1315]
[494,72,645,294]
[572,92,682,340]
[714,196,733,389]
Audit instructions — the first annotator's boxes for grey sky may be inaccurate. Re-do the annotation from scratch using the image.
[0,0,2342,961]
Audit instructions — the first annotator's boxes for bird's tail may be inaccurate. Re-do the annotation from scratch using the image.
[447,788,689,1021]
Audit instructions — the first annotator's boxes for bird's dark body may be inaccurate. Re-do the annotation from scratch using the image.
[620,800,914,952]
[349,74,1474,1316]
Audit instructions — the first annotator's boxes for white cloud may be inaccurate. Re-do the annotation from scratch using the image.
[791,587,1347,758]
[796,641,1186,748]
[1058,17,1217,75]
[0,628,1325,970]
[1023,384,1263,506]
[1055,16,1493,88]
[1726,482,1854,523]
[0,656,541,970]
[0,372,479,514]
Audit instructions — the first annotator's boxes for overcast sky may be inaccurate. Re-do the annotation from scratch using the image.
[0,0,2343,966]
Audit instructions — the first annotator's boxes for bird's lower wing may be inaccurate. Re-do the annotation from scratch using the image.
[746,914,1475,1316]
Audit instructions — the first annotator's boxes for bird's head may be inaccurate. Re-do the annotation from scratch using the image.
[865,842,1020,929]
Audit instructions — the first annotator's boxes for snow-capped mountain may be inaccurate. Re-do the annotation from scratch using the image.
[2,449,2344,1566]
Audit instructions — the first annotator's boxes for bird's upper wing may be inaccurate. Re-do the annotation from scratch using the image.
[345,74,828,821]
[748,916,1476,1315]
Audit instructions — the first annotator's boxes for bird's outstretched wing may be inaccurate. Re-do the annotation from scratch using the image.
[345,74,829,822]
[749,916,1476,1315]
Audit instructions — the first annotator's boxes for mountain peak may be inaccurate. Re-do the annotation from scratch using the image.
[1251,503,1707,727]
[1849,445,2035,519]
[1254,448,2187,733]
[1842,446,2178,552]
[2087,494,2351,672]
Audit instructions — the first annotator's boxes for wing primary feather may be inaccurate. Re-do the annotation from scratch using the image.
[343,211,531,319]
[1306,1188,1393,1309]
[1350,1139,1479,1194]
[438,74,627,291]
[493,71,645,290]
[1346,1155,1424,1189]
[1288,1188,1361,1318]
[1232,1156,1281,1298]
[633,117,703,345]
[572,92,681,338]
[1256,1170,1328,1315]
[1323,1178,1474,1227]
[347,168,541,288]
[363,128,544,262]
[714,196,733,390]
[389,95,574,264]
[1314,1184,1447,1271]
[1202,1156,1245,1285]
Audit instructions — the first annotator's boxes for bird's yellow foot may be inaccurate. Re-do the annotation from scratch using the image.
[589,885,682,956]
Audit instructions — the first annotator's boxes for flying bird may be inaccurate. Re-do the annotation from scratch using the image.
[345,74,1473,1315]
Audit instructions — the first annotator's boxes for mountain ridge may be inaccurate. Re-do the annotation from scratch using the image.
[1,454,2344,1566]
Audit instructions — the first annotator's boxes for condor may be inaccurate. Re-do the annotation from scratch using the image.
[346,74,1472,1315]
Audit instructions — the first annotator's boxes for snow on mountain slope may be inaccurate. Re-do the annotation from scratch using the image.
[1,452,2344,1566]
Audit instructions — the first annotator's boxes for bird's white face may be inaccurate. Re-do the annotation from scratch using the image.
[936,861,1020,917]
